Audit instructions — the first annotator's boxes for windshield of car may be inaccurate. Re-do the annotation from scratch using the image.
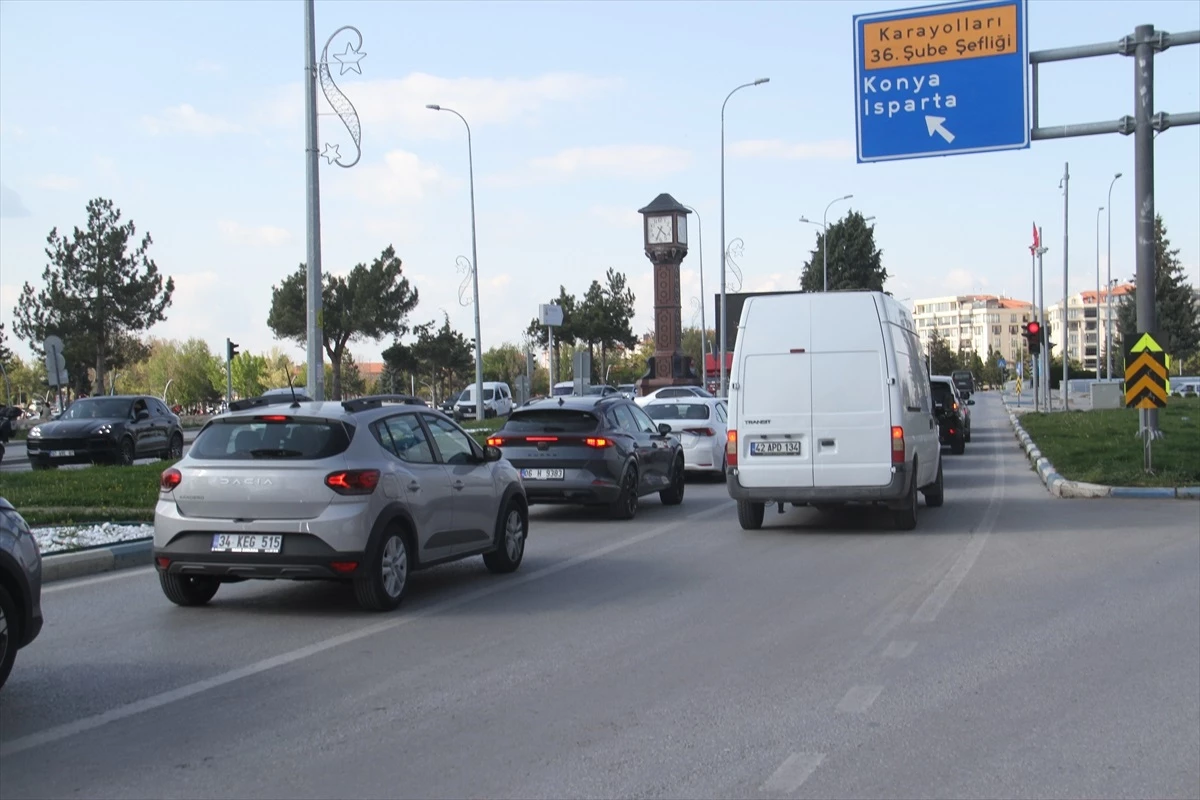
[644,403,711,421]
[190,417,355,460]
[60,398,133,420]
[504,409,600,434]
[584,386,612,396]
[460,388,496,401]
[551,384,574,397]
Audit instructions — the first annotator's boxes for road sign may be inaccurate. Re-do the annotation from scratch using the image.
[538,303,564,327]
[997,357,1007,370]
[43,335,68,388]
[1014,375,1022,395]
[853,0,1030,163]
[1016,360,1024,378]
[1124,333,1168,409]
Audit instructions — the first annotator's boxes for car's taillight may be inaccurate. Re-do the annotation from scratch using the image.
[727,430,738,468]
[584,437,613,448]
[260,415,291,422]
[325,469,381,495]
[684,427,716,437]
[160,468,182,491]
[891,426,905,464]
[486,436,505,447]
[527,436,559,443]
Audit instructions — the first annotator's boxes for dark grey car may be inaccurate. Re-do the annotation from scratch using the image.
[487,396,686,519]
[25,395,184,469]
[0,497,43,691]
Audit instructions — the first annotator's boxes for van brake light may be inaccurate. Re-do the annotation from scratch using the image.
[891,426,905,464]
[726,429,738,468]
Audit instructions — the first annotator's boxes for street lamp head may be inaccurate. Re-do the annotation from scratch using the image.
[842,194,853,201]
[863,215,876,222]
[799,216,812,224]
[1114,172,1122,179]
[425,104,441,110]
[753,77,770,85]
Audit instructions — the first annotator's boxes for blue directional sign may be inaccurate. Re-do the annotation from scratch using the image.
[853,0,1029,163]
[998,357,1007,369]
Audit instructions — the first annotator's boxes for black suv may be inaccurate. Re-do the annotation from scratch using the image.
[487,395,686,519]
[25,395,184,469]
[930,377,969,455]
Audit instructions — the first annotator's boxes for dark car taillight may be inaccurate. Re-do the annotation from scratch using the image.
[325,469,380,495]
[161,468,182,491]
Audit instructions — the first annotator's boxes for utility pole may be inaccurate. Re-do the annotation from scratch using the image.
[1059,162,1070,411]
[1037,228,1050,412]
[303,0,325,402]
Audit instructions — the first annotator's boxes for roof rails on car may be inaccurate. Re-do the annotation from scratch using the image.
[228,395,304,412]
[340,394,429,413]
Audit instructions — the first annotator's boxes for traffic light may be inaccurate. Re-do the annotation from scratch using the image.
[226,339,239,361]
[1023,321,1042,356]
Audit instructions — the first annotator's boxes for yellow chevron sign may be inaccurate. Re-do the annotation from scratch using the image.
[1124,347,1168,409]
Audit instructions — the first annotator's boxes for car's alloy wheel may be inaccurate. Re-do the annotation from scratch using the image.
[166,433,184,460]
[119,437,135,466]
[609,467,639,520]
[484,502,526,574]
[660,458,685,505]
[380,534,408,600]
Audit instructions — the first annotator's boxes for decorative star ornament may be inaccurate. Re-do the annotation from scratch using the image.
[333,42,366,75]
[321,143,341,165]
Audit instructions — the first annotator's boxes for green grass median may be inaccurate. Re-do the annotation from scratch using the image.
[1018,397,1200,488]
[2,427,505,525]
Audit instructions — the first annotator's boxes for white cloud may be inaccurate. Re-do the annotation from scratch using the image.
[488,274,512,289]
[729,138,854,161]
[193,60,225,75]
[0,120,27,141]
[530,145,691,178]
[589,205,643,230]
[36,174,80,191]
[945,269,989,293]
[257,72,617,137]
[0,184,30,218]
[141,104,242,136]
[217,220,292,247]
[334,149,452,205]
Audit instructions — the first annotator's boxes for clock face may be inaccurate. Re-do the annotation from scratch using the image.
[647,215,673,244]
[676,215,687,245]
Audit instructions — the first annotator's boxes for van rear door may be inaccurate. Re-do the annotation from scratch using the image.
[734,297,814,489]
[809,294,893,488]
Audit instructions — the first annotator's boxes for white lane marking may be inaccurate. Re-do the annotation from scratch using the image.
[41,566,155,594]
[910,437,1007,625]
[836,685,884,714]
[760,751,826,795]
[882,640,916,659]
[1,501,732,758]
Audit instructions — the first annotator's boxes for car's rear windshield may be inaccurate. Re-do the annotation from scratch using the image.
[190,417,355,460]
[644,403,711,421]
[504,409,600,433]
[931,383,955,404]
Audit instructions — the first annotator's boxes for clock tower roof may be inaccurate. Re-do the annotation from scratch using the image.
[637,193,690,216]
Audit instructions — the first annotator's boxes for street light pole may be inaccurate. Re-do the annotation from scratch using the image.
[685,205,707,386]
[1094,204,1104,376]
[719,77,769,399]
[1105,172,1122,379]
[428,104,484,421]
[1058,162,1070,411]
[823,194,853,292]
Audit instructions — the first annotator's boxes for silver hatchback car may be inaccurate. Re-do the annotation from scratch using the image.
[153,394,528,611]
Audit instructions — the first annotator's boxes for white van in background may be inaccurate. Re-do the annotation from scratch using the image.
[453,381,513,418]
[725,291,943,531]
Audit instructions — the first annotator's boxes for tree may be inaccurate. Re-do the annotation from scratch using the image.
[980,349,1004,389]
[230,352,268,399]
[267,245,419,400]
[596,267,638,382]
[927,330,957,375]
[12,197,174,394]
[1115,214,1200,364]
[0,322,13,371]
[385,315,474,404]
[482,344,526,385]
[326,351,365,397]
[798,211,887,293]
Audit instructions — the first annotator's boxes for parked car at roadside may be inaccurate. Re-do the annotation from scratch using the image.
[153,394,527,611]
[0,497,43,691]
[486,395,686,520]
[25,395,185,470]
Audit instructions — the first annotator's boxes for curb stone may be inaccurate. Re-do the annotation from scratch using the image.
[41,539,153,584]
[1000,398,1200,500]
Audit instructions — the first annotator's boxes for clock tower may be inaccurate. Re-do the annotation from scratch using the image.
[636,193,698,397]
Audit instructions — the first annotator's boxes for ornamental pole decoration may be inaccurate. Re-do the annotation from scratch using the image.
[318,25,366,167]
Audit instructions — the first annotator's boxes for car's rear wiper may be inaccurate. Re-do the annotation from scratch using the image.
[248,448,305,458]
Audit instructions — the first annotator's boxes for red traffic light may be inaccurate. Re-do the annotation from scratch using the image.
[1026,321,1041,335]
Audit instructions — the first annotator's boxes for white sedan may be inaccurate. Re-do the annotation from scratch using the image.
[642,397,728,478]
[634,386,715,407]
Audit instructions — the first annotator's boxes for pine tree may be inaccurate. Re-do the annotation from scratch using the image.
[1115,214,1200,361]
[799,211,888,293]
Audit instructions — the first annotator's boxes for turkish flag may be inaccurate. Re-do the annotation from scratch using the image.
[1029,223,1040,254]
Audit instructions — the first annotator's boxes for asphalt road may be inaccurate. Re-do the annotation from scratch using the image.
[1,394,1197,799]
[0,429,199,472]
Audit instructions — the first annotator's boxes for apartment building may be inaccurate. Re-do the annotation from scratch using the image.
[911,294,1035,366]
[1044,283,1133,371]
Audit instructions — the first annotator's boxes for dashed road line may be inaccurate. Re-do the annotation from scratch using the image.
[760,751,826,795]
[882,640,917,659]
[836,684,884,714]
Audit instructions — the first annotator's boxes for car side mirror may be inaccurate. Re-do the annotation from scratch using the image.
[657,423,672,436]
[484,444,503,462]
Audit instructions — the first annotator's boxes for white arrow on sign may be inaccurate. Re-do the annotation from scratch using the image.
[925,115,955,143]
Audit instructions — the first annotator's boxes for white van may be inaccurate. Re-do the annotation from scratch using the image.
[454,381,513,418]
[725,291,942,531]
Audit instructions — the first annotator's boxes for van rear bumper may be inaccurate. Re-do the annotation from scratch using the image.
[726,463,911,505]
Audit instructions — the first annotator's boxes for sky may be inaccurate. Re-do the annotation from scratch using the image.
[1,0,1198,369]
